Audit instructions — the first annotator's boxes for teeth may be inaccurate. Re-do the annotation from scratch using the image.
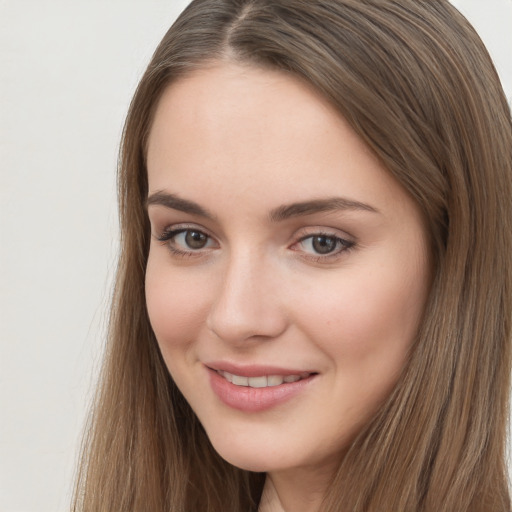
[232,374,248,386]
[248,376,267,388]
[218,370,309,387]
[267,375,284,387]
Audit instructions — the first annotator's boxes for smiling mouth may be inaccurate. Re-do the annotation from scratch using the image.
[216,370,313,388]
[208,367,317,411]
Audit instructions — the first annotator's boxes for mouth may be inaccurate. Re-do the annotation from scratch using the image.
[206,364,318,412]
[215,370,313,388]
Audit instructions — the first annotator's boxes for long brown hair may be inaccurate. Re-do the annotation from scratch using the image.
[73,1,512,510]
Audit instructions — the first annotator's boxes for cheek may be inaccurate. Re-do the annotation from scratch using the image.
[296,264,427,374]
[145,256,211,357]
[294,270,427,433]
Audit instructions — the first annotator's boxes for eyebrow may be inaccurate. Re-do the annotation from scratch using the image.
[146,191,379,221]
[268,197,379,222]
[146,191,216,219]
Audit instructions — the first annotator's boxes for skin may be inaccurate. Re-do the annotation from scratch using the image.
[145,62,431,512]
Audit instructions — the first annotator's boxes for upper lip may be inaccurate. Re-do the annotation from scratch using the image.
[205,361,316,377]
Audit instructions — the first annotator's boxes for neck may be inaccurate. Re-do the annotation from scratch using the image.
[258,465,335,512]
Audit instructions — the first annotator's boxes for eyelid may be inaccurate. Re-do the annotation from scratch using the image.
[155,222,214,240]
[293,226,355,243]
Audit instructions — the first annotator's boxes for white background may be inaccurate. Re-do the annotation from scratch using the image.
[0,1,510,511]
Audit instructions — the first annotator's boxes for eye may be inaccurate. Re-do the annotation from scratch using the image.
[157,227,217,256]
[178,230,209,249]
[293,232,354,259]
[304,235,338,254]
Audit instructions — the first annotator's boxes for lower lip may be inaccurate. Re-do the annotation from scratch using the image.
[208,368,316,412]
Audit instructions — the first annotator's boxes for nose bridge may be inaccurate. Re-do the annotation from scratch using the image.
[206,247,286,343]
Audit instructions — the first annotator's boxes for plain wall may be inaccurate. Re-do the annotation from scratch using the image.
[0,1,510,511]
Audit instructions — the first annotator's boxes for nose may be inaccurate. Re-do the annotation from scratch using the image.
[206,251,288,344]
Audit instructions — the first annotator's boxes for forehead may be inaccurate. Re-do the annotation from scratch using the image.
[146,62,414,220]
[147,62,346,166]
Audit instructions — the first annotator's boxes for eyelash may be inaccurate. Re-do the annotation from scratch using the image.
[156,226,355,261]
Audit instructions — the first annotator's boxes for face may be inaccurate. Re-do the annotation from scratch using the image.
[145,62,431,477]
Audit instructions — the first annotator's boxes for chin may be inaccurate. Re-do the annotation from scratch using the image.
[205,422,347,476]
[205,427,293,473]
[209,436,271,472]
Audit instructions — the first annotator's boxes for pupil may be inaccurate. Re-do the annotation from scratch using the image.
[185,231,207,249]
[312,235,336,254]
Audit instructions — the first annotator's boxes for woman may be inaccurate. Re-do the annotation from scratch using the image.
[73,1,512,511]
